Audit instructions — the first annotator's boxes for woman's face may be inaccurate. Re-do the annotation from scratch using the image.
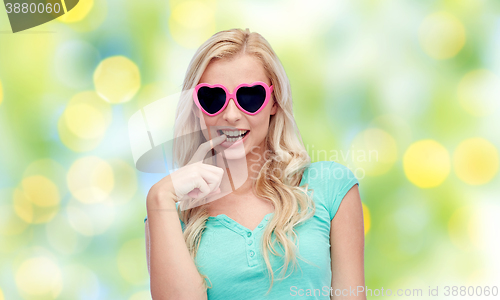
[196,53,278,160]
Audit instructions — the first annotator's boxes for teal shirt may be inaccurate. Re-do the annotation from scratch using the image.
[144,161,360,299]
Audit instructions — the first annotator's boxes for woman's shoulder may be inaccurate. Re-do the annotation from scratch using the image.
[302,160,360,220]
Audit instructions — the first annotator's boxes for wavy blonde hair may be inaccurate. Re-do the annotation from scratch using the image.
[172,28,316,294]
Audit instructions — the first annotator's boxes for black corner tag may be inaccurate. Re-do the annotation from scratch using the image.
[4,0,80,33]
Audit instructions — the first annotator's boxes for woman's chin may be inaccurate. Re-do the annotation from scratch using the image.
[216,144,247,160]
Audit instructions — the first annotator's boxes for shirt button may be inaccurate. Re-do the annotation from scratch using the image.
[247,232,252,237]
[249,250,255,257]
[247,239,253,245]
[258,224,263,228]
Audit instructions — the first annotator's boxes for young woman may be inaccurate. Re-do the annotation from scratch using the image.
[144,28,366,300]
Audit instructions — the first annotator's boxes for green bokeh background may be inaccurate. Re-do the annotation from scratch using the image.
[0,0,499,299]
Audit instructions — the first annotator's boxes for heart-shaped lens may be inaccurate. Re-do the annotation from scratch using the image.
[236,85,267,113]
[197,87,227,114]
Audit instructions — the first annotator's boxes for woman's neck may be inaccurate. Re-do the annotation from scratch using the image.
[215,144,269,196]
[205,142,274,217]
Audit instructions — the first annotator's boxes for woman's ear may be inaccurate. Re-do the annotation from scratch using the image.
[270,101,278,116]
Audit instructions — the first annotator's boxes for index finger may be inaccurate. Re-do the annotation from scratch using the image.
[189,134,227,164]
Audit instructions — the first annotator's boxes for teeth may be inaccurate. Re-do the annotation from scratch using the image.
[221,129,249,143]
[221,129,248,137]
[222,130,238,136]
[226,135,244,142]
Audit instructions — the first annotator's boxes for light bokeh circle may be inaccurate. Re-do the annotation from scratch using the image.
[57,0,94,23]
[362,203,371,235]
[15,256,62,297]
[67,156,115,204]
[58,91,112,152]
[350,128,398,176]
[168,1,216,48]
[453,137,499,185]
[65,103,107,139]
[65,197,116,236]
[93,56,141,104]
[419,12,466,59]
[58,117,103,152]
[22,176,60,207]
[13,176,61,224]
[403,140,450,188]
[57,0,107,32]
[23,159,68,199]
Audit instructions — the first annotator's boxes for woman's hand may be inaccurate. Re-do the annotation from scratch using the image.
[146,135,226,300]
[146,134,227,211]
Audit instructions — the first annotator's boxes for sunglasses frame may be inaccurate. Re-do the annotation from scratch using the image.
[193,81,274,116]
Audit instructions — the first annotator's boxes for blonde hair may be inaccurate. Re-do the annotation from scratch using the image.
[173,28,316,294]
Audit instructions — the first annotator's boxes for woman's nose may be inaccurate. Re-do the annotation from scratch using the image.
[222,98,241,122]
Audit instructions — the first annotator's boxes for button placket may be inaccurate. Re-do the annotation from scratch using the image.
[245,230,258,267]
[214,213,275,268]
